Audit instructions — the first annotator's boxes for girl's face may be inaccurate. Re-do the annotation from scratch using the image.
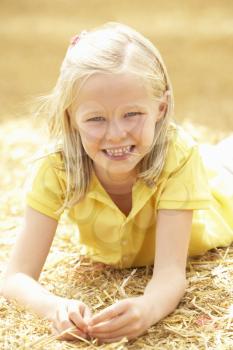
[70,72,167,185]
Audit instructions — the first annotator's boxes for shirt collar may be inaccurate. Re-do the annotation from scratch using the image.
[87,168,158,220]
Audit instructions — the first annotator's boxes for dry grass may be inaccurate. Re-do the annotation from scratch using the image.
[0,118,232,349]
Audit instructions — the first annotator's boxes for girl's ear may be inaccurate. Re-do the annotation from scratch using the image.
[156,90,169,121]
[66,108,78,130]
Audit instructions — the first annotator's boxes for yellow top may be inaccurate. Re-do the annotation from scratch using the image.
[25,124,233,268]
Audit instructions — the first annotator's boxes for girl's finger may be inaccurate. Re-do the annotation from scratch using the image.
[55,303,86,340]
[89,301,126,326]
[51,325,59,336]
[67,301,89,332]
[89,312,130,334]
[52,323,79,341]
[56,303,75,331]
[83,305,93,324]
[90,321,139,339]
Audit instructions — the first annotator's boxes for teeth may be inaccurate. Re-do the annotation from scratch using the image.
[105,145,132,156]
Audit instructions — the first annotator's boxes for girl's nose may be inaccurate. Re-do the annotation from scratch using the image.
[105,119,127,142]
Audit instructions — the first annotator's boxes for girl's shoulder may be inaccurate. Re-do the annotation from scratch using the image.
[27,145,66,182]
[30,144,64,167]
[168,121,197,150]
[164,122,199,174]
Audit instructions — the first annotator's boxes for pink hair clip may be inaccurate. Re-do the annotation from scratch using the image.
[70,30,88,47]
[70,34,80,46]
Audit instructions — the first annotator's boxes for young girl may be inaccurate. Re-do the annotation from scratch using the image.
[1,22,233,344]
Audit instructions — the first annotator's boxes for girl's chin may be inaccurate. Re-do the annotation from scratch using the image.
[93,157,138,173]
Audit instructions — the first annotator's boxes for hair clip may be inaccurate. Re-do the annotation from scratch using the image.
[70,34,80,46]
[70,30,88,47]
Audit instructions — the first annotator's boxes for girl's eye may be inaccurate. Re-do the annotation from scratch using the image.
[87,116,104,122]
[126,112,143,117]
[87,112,143,122]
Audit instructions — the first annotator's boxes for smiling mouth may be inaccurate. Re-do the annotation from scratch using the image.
[102,145,135,156]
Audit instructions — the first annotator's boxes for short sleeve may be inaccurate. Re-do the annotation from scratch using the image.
[24,152,66,220]
[157,130,212,210]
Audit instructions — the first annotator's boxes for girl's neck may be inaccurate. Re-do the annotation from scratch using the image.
[93,165,138,196]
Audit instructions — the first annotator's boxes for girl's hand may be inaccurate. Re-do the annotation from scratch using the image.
[87,296,153,343]
[51,298,93,341]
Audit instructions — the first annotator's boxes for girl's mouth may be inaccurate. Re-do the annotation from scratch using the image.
[102,145,135,160]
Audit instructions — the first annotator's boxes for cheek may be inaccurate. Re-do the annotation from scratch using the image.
[145,121,155,139]
[79,127,103,144]
[78,127,103,151]
[133,118,155,146]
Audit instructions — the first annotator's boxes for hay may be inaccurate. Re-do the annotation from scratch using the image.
[0,118,232,349]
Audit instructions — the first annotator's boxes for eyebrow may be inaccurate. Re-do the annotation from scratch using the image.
[123,103,148,109]
[81,104,148,116]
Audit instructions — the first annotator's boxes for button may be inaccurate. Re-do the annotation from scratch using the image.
[122,240,127,246]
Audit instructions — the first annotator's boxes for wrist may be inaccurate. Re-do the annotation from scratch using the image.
[43,294,64,322]
[143,278,186,325]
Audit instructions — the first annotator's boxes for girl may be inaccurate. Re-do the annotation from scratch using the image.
[1,22,233,344]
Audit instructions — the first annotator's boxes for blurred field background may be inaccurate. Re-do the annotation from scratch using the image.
[0,1,233,349]
[1,0,233,135]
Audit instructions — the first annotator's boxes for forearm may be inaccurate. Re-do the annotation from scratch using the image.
[144,271,187,325]
[1,273,62,321]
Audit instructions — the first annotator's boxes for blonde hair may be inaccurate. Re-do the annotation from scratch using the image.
[33,22,175,216]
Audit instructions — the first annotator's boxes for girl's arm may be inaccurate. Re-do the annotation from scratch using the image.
[0,205,61,320]
[144,209,193,323]
[86,209,193,343]
[1,206,93,340]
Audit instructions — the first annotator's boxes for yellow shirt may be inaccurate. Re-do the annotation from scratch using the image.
[25,124,233,268]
